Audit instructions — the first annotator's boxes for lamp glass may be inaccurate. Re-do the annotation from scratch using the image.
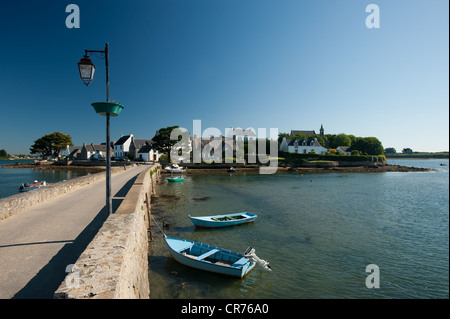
[78,55,96,86]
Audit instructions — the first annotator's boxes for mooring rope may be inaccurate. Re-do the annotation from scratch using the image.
[150,214,166,236]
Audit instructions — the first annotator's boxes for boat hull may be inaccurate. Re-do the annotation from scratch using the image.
[165,168,187,173]
[164,236,255,278]
[188,212,257,228]
[164,164,187,173]
[167,177,184,182]
[19,186,40,192]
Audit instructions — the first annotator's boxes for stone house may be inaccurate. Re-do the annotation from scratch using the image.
[79,143,112,160]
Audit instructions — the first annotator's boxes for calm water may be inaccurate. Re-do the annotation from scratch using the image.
[148,159,449,299]
[0,159,95,199]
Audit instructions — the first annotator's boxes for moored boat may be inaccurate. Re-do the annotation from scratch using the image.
[164,235,259,278]
[188,212,257,228]
[167,177,185,182]
[18,180,50,192]
[165,164,187,173]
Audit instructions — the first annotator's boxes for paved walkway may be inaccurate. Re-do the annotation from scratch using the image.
[0,165,149,299]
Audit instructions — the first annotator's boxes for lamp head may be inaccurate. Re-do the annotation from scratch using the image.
[77,54,96,86]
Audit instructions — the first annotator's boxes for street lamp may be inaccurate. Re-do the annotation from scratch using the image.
[77,54,95,86]
[77,42,124,215]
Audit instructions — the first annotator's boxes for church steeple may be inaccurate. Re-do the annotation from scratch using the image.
[320,124,324,137]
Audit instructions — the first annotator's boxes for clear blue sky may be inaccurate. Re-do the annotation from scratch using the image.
[0,0,448,154]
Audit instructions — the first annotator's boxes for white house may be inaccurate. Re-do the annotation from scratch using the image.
[80,143,111,160]
[114,134,133,159]
[285,137,327,155]
[60,144,81,159]
[336,146,352,155]
[280,138,289,152]
[137,142,160,162]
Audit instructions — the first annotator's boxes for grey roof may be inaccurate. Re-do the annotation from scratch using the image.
[115,135,132,145]
[138,144,154,153]
[290,130,316,137]
[288,139,322,147]
[191,137,237,150]
[133,139,153,148]
[83,143,111,152]
[69,148,81,156]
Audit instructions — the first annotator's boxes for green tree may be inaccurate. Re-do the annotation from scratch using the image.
[0,149,9,158]
[402,148,413,154]
[325,134,337,148]
[326,133,352,148]
[278,132,291,144]
[151,126,180,155]
[352,137,384,155]
[30,131,73,157]
[384,147,397,154]
[334,133,352,147]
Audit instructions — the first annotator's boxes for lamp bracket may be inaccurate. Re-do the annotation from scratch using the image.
[85,49,106,60]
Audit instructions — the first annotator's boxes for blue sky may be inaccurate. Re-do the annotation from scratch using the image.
[0,0,448,154]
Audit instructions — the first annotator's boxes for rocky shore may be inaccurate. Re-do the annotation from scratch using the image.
[2,162,106,172]
[283,164,431,173]
[161,164,432,175]
[4,161,431,174]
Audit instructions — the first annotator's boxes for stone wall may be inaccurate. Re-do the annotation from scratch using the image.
[0,166,128,221]
[54,164,161,299]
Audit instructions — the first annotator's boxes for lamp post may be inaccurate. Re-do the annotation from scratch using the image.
[77,43,124,215]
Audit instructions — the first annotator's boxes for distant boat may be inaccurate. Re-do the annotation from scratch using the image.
[188,212,257,228]
[228,166,236,172]
[18,180,50,192]
[167,177,184,182]
[165,164,187,173]
[164,235,270,278]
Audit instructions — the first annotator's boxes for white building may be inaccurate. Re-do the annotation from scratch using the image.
[284,137,327,155]
[336,146,352,155]
[114,134,133,159]
[137,142,160,162]
[80,143,111,160]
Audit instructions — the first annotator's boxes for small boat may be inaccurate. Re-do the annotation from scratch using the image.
[165,164,187,173]
[18,180,49,192]
[188,212,257,228]
[164,235,271,278]
[228,166,236,172]
[167,177,185,182]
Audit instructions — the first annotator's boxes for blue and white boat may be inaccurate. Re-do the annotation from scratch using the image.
[188,212,257,228]
[164,235,270,278]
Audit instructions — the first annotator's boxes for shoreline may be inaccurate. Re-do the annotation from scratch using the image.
[3,162,433,174]
[162,164,432,175]
[1,163,106,172]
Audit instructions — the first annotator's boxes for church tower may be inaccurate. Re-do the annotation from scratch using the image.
[319,124,329,147]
